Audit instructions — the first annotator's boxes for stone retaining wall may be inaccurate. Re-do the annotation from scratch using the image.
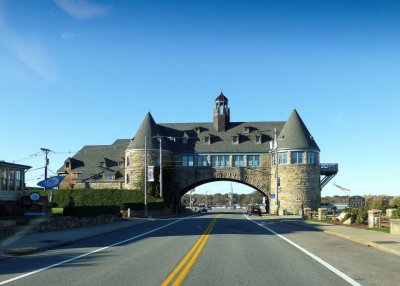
[0,220,16,239]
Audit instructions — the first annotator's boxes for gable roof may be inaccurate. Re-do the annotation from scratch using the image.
[277,109,320,151]
[57,139,129,182]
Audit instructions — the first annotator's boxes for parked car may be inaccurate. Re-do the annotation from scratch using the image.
[197,204,207,213]
[247,204,262,216]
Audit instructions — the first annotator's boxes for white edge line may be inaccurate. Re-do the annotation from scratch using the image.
[244,215,362,286]
[0,218,186,285]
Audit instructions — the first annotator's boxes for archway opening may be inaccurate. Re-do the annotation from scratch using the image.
[180,180,269,213]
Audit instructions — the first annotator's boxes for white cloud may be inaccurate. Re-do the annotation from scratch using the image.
[54,0,110,20]
[61,31,84,40]
[0,7,57,83]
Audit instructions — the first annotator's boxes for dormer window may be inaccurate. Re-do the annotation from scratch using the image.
[255,135,262,144]
[182,133,189,144]
[65,162,70,169]
[204,136,210,145]
[244,126,250,133]
[232,135,239,144]
[105,174,114,181]
[194,127,201,134]
[100,161,106,168]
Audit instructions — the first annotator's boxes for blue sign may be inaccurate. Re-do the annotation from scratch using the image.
[270,194,276,199]
[30,192,40,201]
[37,176,64,189]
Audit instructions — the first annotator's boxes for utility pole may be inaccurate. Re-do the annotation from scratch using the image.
[40,148,52,180]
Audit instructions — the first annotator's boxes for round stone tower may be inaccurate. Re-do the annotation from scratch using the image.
[270,109,321,215]
[125,112,163,192]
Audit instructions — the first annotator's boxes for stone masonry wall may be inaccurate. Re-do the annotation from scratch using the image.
[270,163,320,215]
[171,154,271,197]
[125,149,172,190]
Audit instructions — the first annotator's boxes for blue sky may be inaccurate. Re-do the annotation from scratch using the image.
[1,0,399,196]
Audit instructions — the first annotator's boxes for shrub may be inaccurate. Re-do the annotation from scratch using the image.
[393,208,400,219]
[31,189,163,207]
[389,196,400,208]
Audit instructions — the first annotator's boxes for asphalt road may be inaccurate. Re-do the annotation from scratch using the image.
[1,210,399,286]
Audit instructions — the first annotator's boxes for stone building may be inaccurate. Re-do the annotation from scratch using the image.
[58,93,337,214]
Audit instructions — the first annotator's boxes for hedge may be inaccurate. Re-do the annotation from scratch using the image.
[63,206,120,217]
[30,189,163,208]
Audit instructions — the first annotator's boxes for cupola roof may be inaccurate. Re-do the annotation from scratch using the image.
[215,92,228,103]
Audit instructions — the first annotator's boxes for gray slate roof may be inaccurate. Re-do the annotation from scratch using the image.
[277,109,320,151]
[57,139,130,182]
[158,121,285,153]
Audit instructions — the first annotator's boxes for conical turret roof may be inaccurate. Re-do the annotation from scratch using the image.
[128,112,161,150]
[277,109,320,151]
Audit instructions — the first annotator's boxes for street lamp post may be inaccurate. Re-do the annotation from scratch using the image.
[144,136,148,218]
[273,128,279,216]
[158,136,163,198]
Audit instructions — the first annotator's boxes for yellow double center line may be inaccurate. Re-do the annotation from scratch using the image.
[162,214,221,286]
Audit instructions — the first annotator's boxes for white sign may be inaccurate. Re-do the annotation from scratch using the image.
[147,166,155,182]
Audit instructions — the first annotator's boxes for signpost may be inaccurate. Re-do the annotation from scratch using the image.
[348,196,365,222]
[23,192,49,216]
[348,196,365,208]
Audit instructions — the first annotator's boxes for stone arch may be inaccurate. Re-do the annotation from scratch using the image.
[178,178,267,198]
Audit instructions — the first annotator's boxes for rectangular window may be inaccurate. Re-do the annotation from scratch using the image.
[1,169,7,190]
[308,152,318,164]
[105,174,114,181]
[182,137,188,144]
[197,155,208,166]
[126,157,130,167]
[126,174,130,184]
[15,170,22,190]
[211,155,230,167]
[8,170,15,190]
[233,155,244,167]
[100,162,106,168]
[278,152,288,165]
[182,155,194,166]
[65,162,70,169]
[255,135,262,144]
[119,161,124,167]
[247,155,260,167]
[204,136,210,144]
[291,151,304,164]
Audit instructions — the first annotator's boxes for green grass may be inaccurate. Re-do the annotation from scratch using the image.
[368,226,390,233]
[51,208,63,214]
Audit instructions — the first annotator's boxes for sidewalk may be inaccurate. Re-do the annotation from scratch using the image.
[285,218,400,257]
[0,218,152,259]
